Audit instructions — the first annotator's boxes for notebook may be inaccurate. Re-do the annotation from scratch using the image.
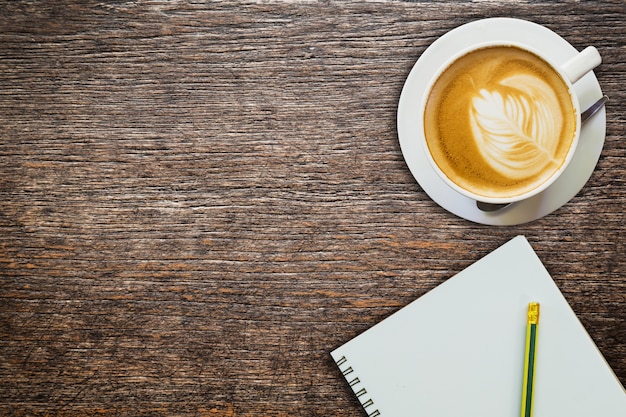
[331,236,626,417]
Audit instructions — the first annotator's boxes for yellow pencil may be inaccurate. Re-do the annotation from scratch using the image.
[521,302,540,417]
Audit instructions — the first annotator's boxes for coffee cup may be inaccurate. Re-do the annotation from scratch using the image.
[419,42,601,204]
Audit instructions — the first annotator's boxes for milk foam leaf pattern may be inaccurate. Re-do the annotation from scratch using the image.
[469,75,562,180]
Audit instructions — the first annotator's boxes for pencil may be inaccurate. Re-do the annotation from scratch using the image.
[521,302,540,417]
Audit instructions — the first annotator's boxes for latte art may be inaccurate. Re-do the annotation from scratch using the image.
[423,45,577,199]
[469,74,562,180]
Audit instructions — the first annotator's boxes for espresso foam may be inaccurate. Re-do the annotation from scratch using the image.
[424,46,577,199]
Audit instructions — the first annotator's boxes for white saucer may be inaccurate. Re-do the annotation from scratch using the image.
[397,18,606,225]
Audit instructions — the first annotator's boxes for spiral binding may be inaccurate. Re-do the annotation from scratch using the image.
[335,355,380,417]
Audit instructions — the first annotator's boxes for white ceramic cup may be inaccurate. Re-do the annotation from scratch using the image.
[419,42,601,205]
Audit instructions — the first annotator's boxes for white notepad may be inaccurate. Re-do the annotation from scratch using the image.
[331,236,626,417]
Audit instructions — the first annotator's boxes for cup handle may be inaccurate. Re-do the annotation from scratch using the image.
[560,46,602,84]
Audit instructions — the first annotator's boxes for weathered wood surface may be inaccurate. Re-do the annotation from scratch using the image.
[1,1,624,415]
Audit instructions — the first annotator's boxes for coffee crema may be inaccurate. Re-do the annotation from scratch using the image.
[423,45,577,199]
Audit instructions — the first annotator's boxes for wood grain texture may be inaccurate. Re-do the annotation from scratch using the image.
[1,1,624,415]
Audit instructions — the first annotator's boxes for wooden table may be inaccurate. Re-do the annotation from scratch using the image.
[1,1,624,415]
